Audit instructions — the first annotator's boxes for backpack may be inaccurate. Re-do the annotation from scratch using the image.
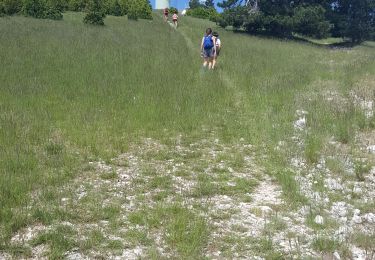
[203,35,214,50]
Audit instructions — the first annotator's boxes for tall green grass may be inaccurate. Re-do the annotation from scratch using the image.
[0,12,231,246]
[0,11,374,253]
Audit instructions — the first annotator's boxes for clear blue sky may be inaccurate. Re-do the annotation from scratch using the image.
[151,0,222,11]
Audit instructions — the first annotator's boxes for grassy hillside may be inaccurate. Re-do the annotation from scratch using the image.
[0,12,374,259]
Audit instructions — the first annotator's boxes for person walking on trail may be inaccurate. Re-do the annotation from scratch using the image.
[201,28,216,70]
[212,32,221,69]
[163,8,169,22]
[172,12,178,28]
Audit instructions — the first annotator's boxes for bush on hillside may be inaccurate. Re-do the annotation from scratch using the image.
[137,0,151,19]
[101,0,122,16]
[169,6,177,14]
[22,0,45,18]
[67,0,88,11]
[126,0,137,20]
[44,8,63,19]
[22,0,63,20]
[83,11,105,24]
[83,0,105,25]
[122,0,151,20]
[186,7,217,20]
[119,0,129,15]
[0,0,23,15]
[109,0,122,16]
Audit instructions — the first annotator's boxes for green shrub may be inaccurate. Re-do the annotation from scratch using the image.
[169,6,177,14]
[44,4,63,19]
[119,0,129,15]
[137,0,151,19]
[186,7,217,20]
[22,0,63,20]
[0,1,4,15]
[110,0,122,16]
[22,0,45,18]
[123,0,151,20]
[126,0,137,20]
[67,0,87,11]
[0,0,23,15]
[83,0,105,25]
[102,0,122,16]
[83,12,105,24]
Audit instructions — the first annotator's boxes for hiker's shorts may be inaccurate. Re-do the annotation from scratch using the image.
[203,48,214,58]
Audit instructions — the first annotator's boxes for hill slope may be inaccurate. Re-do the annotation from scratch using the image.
[0,12,374,259]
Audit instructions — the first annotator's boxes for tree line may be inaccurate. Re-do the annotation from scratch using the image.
[0,0,152,24]
[188,0,375,43]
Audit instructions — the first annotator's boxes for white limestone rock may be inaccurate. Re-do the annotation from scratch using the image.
[314,215,324,225]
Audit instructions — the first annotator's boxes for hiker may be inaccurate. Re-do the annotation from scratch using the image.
[172,12,178,28]
[201,28,216,69]
[163,8,169,22]
[212,32,221,69]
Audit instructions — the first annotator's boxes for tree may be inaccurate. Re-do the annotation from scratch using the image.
[83,0,105,25]
[205,0,215,8]
[293,5,330,38]
[187,6,218,20]
[21,0,63,19]
[67,0,89,11]
[189,0,202,9]
[0,0,22,15]
[217,0,332,38]
[340,0,374,43]
[328,0,375,43]
[121,0,152,20]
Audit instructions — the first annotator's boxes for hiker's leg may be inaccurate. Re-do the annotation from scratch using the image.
[202,50,209,67]
[208,58,213,69]
[203,57,208,67]
[212,58,216,69]
[208,51,214,69]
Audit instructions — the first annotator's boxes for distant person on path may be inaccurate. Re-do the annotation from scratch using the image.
[201,28,216,70]
[172,12,178,28]
[212,32,221,69]
[163,8,169,22]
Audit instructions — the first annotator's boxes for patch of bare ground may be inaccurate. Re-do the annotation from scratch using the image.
[6,136,264,258]
[8,125,375,259]
[286,79,375,259]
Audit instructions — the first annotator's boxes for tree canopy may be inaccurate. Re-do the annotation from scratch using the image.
[217,0,375,42]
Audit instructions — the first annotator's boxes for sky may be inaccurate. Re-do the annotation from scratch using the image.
[151,0,222,11]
